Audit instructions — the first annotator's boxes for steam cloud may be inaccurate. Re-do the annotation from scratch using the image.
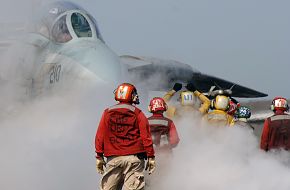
[1,1,290,190]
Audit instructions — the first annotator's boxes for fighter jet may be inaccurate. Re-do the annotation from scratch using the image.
[121,55,267,98]
[0,1,267,99]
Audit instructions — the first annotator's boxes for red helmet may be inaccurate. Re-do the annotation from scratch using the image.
[114,83,139,104]
[227,100,241,116]
[148,97,168,113]
[271,97,289,111]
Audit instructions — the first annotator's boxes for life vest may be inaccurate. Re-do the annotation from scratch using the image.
[148,116,172,147]
[104,104,145,156]
[267,114,290,150]
[206,110,234,127]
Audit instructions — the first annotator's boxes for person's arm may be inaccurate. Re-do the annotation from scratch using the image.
[163,83,182,103]
[260,119,270,151]
[138,111,155,157]
[95,110,106,158]
[168,121,180,148]
[163,90,176,119]
[194,90,210,114]
[163,90,176,103]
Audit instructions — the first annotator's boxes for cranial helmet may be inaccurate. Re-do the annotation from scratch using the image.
[180,91,195,106]
[114,83,139,104]
[235,106,251,119]
[227,99,241,116]
[148,97,168,113]
[211,95,230,111]
[271,97,289,112]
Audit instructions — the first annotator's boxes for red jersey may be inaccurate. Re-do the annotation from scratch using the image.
[95,103,155,157]
[260,111,290,151]
[148,113,180,151]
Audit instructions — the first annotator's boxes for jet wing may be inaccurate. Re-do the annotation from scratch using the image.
[120,55,194,90]
[121,55,268,98]
[242,100,272,123]
[240,100,275,137]
[190,73,268,98]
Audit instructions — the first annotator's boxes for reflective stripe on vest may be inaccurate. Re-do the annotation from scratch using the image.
[207,114,227,121]
[148,119,169,126]
[109,104,135,112]
[271,115,290,121]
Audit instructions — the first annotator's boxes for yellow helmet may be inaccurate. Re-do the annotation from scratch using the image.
[211,95,230,111]
[180,91,194,106]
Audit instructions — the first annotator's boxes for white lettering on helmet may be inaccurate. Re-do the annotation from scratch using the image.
[274,99,287,108]
[117,86,128,100]
[152,99,164,111]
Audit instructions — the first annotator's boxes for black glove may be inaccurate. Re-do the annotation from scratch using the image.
[185,82,197,92]
[173,83,182,92]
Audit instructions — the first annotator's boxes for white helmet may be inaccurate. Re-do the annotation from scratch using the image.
[180,91,194,106]
[211,95,230,111]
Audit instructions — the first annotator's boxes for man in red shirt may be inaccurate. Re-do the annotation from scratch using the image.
[95,83,155,190]
[147,97,180,154]
[146,97,180,187]
[260,97,290,151]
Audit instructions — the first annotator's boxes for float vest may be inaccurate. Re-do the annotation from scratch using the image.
[267,114,290,150]
[104,104,146,156]
[148,116,172,147]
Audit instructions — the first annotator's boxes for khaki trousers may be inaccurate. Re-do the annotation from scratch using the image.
[100,155,145,190]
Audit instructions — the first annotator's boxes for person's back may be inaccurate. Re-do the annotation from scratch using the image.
[206,109,234,127]
[95,83,156,190]
[163,82,210,119]
[147,97,180,153]
[204,95,234,127]
[99,103,147,156]
[146,97,179,188]
[260,97,290,151]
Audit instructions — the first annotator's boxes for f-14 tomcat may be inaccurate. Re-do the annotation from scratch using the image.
[0,1,267,99]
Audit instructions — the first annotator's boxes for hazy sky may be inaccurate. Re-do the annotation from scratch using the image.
[1,0,290,98]
[1,1,290,190]
[82,0,290,99]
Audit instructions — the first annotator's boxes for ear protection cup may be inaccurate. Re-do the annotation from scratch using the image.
[225,97,230,111]
[226,105,230,111]
[270,104,275,111]
[148,105,152,113]
[210,99,215,109]
[165,104,168,111]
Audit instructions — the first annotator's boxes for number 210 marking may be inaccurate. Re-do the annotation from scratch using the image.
[50,64,61,84]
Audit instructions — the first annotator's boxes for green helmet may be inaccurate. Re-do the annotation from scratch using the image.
[235,106,251,119]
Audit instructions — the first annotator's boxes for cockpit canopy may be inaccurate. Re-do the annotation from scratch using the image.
[35,1,104,43]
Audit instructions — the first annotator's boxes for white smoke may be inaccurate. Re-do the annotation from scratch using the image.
[147,114,290,190]
[1,1,290,190]
[0,1,111,189]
